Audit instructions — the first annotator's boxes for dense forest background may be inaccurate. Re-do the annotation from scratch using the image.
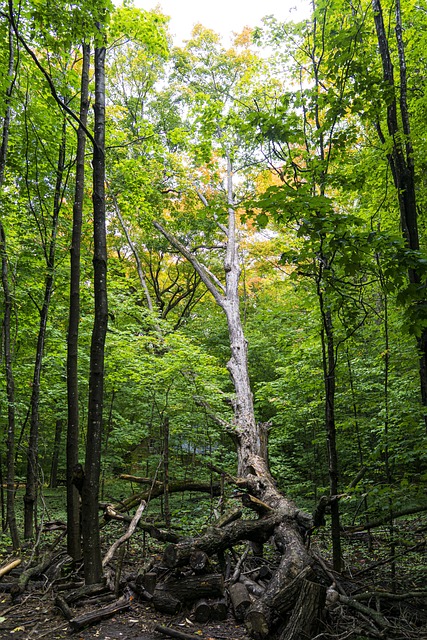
[0,0,426,598]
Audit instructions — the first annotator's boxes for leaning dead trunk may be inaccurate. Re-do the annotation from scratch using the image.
[154,154,314,639]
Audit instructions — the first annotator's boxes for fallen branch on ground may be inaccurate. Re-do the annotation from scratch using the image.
[0,559,21,579]
[103,500,146,567]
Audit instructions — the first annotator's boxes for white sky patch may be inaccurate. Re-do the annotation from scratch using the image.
[134,0,311,45]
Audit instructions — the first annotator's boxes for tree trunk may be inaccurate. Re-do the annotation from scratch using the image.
[319,304,341,572]
[49,418,63,489]
[81,43,108,585]
[0,223,19,550]
[24,118,66,539]
[0,23,19,550]
[67,41,90,561]
[154,154,314,639]
[163,417,171,527]
[371,0,427,426]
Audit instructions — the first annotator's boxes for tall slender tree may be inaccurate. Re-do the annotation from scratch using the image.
[81,41,108,585]
[66,42,90,562]
[0,21,19,549]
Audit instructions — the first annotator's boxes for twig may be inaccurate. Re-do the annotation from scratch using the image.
[338,594,391,630]
[229,544,250,584]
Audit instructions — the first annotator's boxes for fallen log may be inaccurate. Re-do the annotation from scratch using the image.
[54,594,73,620]
[0,559,21,579]
[193,598,211,622]
[271,565,315,617]
[241,494,274,516]
[239,575,265,598]
[162,573,224,604]
[229,582,251,622]
[280,579,326,640]
[345,504,427,532]
[152,589,182,614]
[210,597,228,620]
[69,596,131,632]
[65,582,109,604]
[244,528,313,639]
[104,506,180,543]
[56,580,85,592]
[120,474,162,486]
[153,624,207,640]
[73,592,117,608]
[163,514,281,568]
[354,589,427,601]
[338,594,391,630]
[10,552,59,599]
[128,581,153,601]
[118,481,221,511]
[216,508,242,528]
[138,571,157,594]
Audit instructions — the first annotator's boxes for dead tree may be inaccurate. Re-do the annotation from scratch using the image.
[154,154,317,639]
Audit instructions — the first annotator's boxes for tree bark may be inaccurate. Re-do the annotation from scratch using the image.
[280,579,326,640]
[67,41,90,561]
[49,418,63,489]
[163,417,171,527]
[81,43,107,585]
[319,303,341,572]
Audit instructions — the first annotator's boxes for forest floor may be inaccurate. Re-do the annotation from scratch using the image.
[0,596,249,640]
[0,487,426,640]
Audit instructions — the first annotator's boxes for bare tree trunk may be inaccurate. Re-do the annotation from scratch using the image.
[0,23,19,550]
[154,154,313,639]
[67,41,90,562]
[24,118,67,539]
[81,43,107,585]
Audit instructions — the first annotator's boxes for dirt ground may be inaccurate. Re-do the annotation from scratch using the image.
[0,594,249,640]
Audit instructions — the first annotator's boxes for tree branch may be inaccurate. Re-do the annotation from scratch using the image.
[5,2,96,148]
[153,220,225,306]
[102,500,146,567]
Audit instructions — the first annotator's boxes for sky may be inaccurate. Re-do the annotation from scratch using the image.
[134,0,311,45]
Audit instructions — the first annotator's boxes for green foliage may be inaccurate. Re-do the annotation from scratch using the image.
[1,0,426,563]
